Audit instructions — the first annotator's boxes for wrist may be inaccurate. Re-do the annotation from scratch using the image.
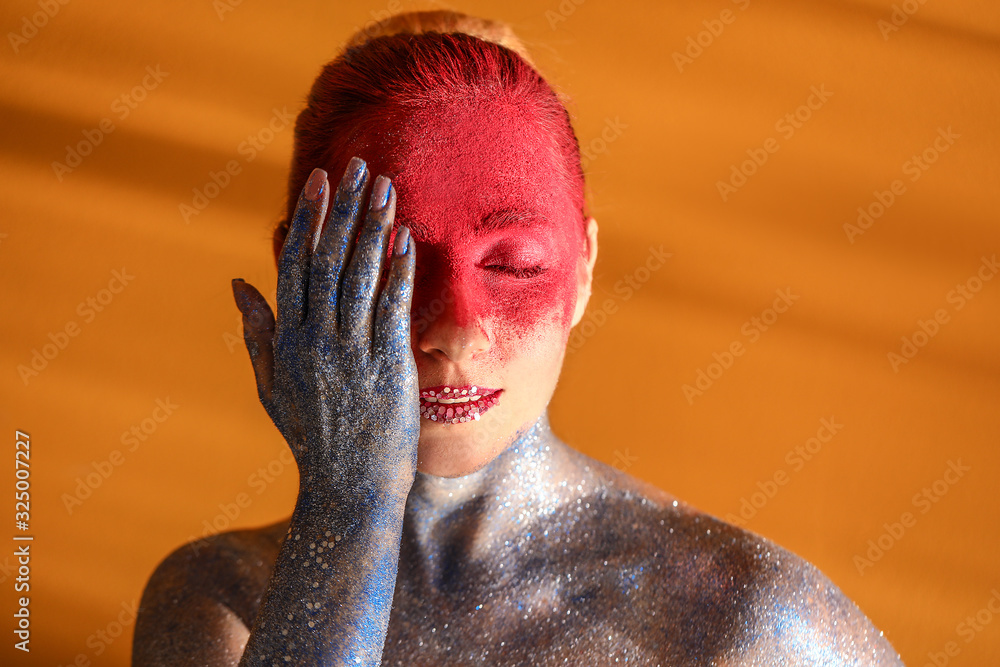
[296,469,413,515]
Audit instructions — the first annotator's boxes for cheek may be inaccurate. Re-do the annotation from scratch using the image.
[488,269,577,334]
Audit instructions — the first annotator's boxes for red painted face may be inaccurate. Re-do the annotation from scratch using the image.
[331,98,588,477]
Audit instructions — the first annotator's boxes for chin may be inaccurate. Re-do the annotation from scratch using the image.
[415,424,499,478]
[413,410,519,477]
[414,401,547,478]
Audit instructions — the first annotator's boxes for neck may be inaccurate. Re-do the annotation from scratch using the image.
[401,412,582,562]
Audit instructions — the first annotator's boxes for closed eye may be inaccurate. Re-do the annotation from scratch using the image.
[484,264,547,279]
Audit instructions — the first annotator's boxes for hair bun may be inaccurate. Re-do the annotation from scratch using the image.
[344,9,536,67]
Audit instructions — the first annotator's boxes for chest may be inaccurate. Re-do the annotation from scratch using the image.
[379,551,664,666]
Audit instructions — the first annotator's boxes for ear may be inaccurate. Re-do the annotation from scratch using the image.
[570,217,599,328]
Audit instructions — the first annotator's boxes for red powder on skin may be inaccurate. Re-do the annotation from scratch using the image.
[335,98,585,363]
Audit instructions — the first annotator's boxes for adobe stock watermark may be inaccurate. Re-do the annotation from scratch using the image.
[7,0,69,54]
[672,0,751,73]
[466,383,520,456]
[51,65,169,181]
[853,459,971,576]
[545,0,587,30]
[409,284,454,337]
[921,588,1000,667]
[716,85,832,201]
[17,268,135,386]
[0,554,18,585]
[56,600,139,666]
[611,448,639,473]
[682,288,799,404]
[188,447,297,556]
[223,286,276,353]
[724,417,843,526]
[567,245,672,354]
[579,117,628,170]
[336,0,429,63]
[878,0,930,40]
[61,398,179,515]
[179,107,293,223]
[844,126,959,243]
[212,0,244,20]
[887,254,997,372]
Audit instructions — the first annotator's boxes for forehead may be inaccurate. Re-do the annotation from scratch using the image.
[342,100,574,238]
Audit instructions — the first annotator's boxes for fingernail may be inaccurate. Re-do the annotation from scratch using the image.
[393,226,410,257]
[346,156,366,191]
[371,175,391,210]
[304,168,327,202]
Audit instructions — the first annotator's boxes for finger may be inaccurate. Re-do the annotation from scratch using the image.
[232,279,276,406]
[309,156,368,327]
[339,174,395,345]
[276,168,329,332]
[374,226,416,360]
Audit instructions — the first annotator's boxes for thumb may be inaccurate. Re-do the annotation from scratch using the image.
[232,278,275,407]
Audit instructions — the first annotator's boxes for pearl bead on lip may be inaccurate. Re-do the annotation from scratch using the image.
[418,386,503,425]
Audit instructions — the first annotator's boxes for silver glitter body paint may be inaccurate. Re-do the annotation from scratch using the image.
[134,412,905,665]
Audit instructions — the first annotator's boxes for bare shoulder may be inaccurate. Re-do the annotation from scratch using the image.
[565,453,905,665]
[131,518,289,666]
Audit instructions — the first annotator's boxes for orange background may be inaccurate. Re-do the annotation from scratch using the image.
[1,0,998,664]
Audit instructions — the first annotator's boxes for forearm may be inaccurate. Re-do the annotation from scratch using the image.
[239,477,409,667]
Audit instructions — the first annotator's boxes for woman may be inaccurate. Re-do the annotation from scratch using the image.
[133,11,904,666]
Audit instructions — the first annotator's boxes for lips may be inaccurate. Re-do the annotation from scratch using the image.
[419,385,502,425]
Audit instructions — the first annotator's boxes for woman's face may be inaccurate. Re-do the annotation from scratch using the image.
[333,100,595,477]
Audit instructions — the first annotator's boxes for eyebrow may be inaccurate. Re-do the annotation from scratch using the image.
[476,207,538,232]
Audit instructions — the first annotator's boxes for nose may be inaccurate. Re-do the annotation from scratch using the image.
[415,281,490,363]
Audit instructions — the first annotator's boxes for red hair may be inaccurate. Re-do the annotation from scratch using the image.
[273,23,588,263]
